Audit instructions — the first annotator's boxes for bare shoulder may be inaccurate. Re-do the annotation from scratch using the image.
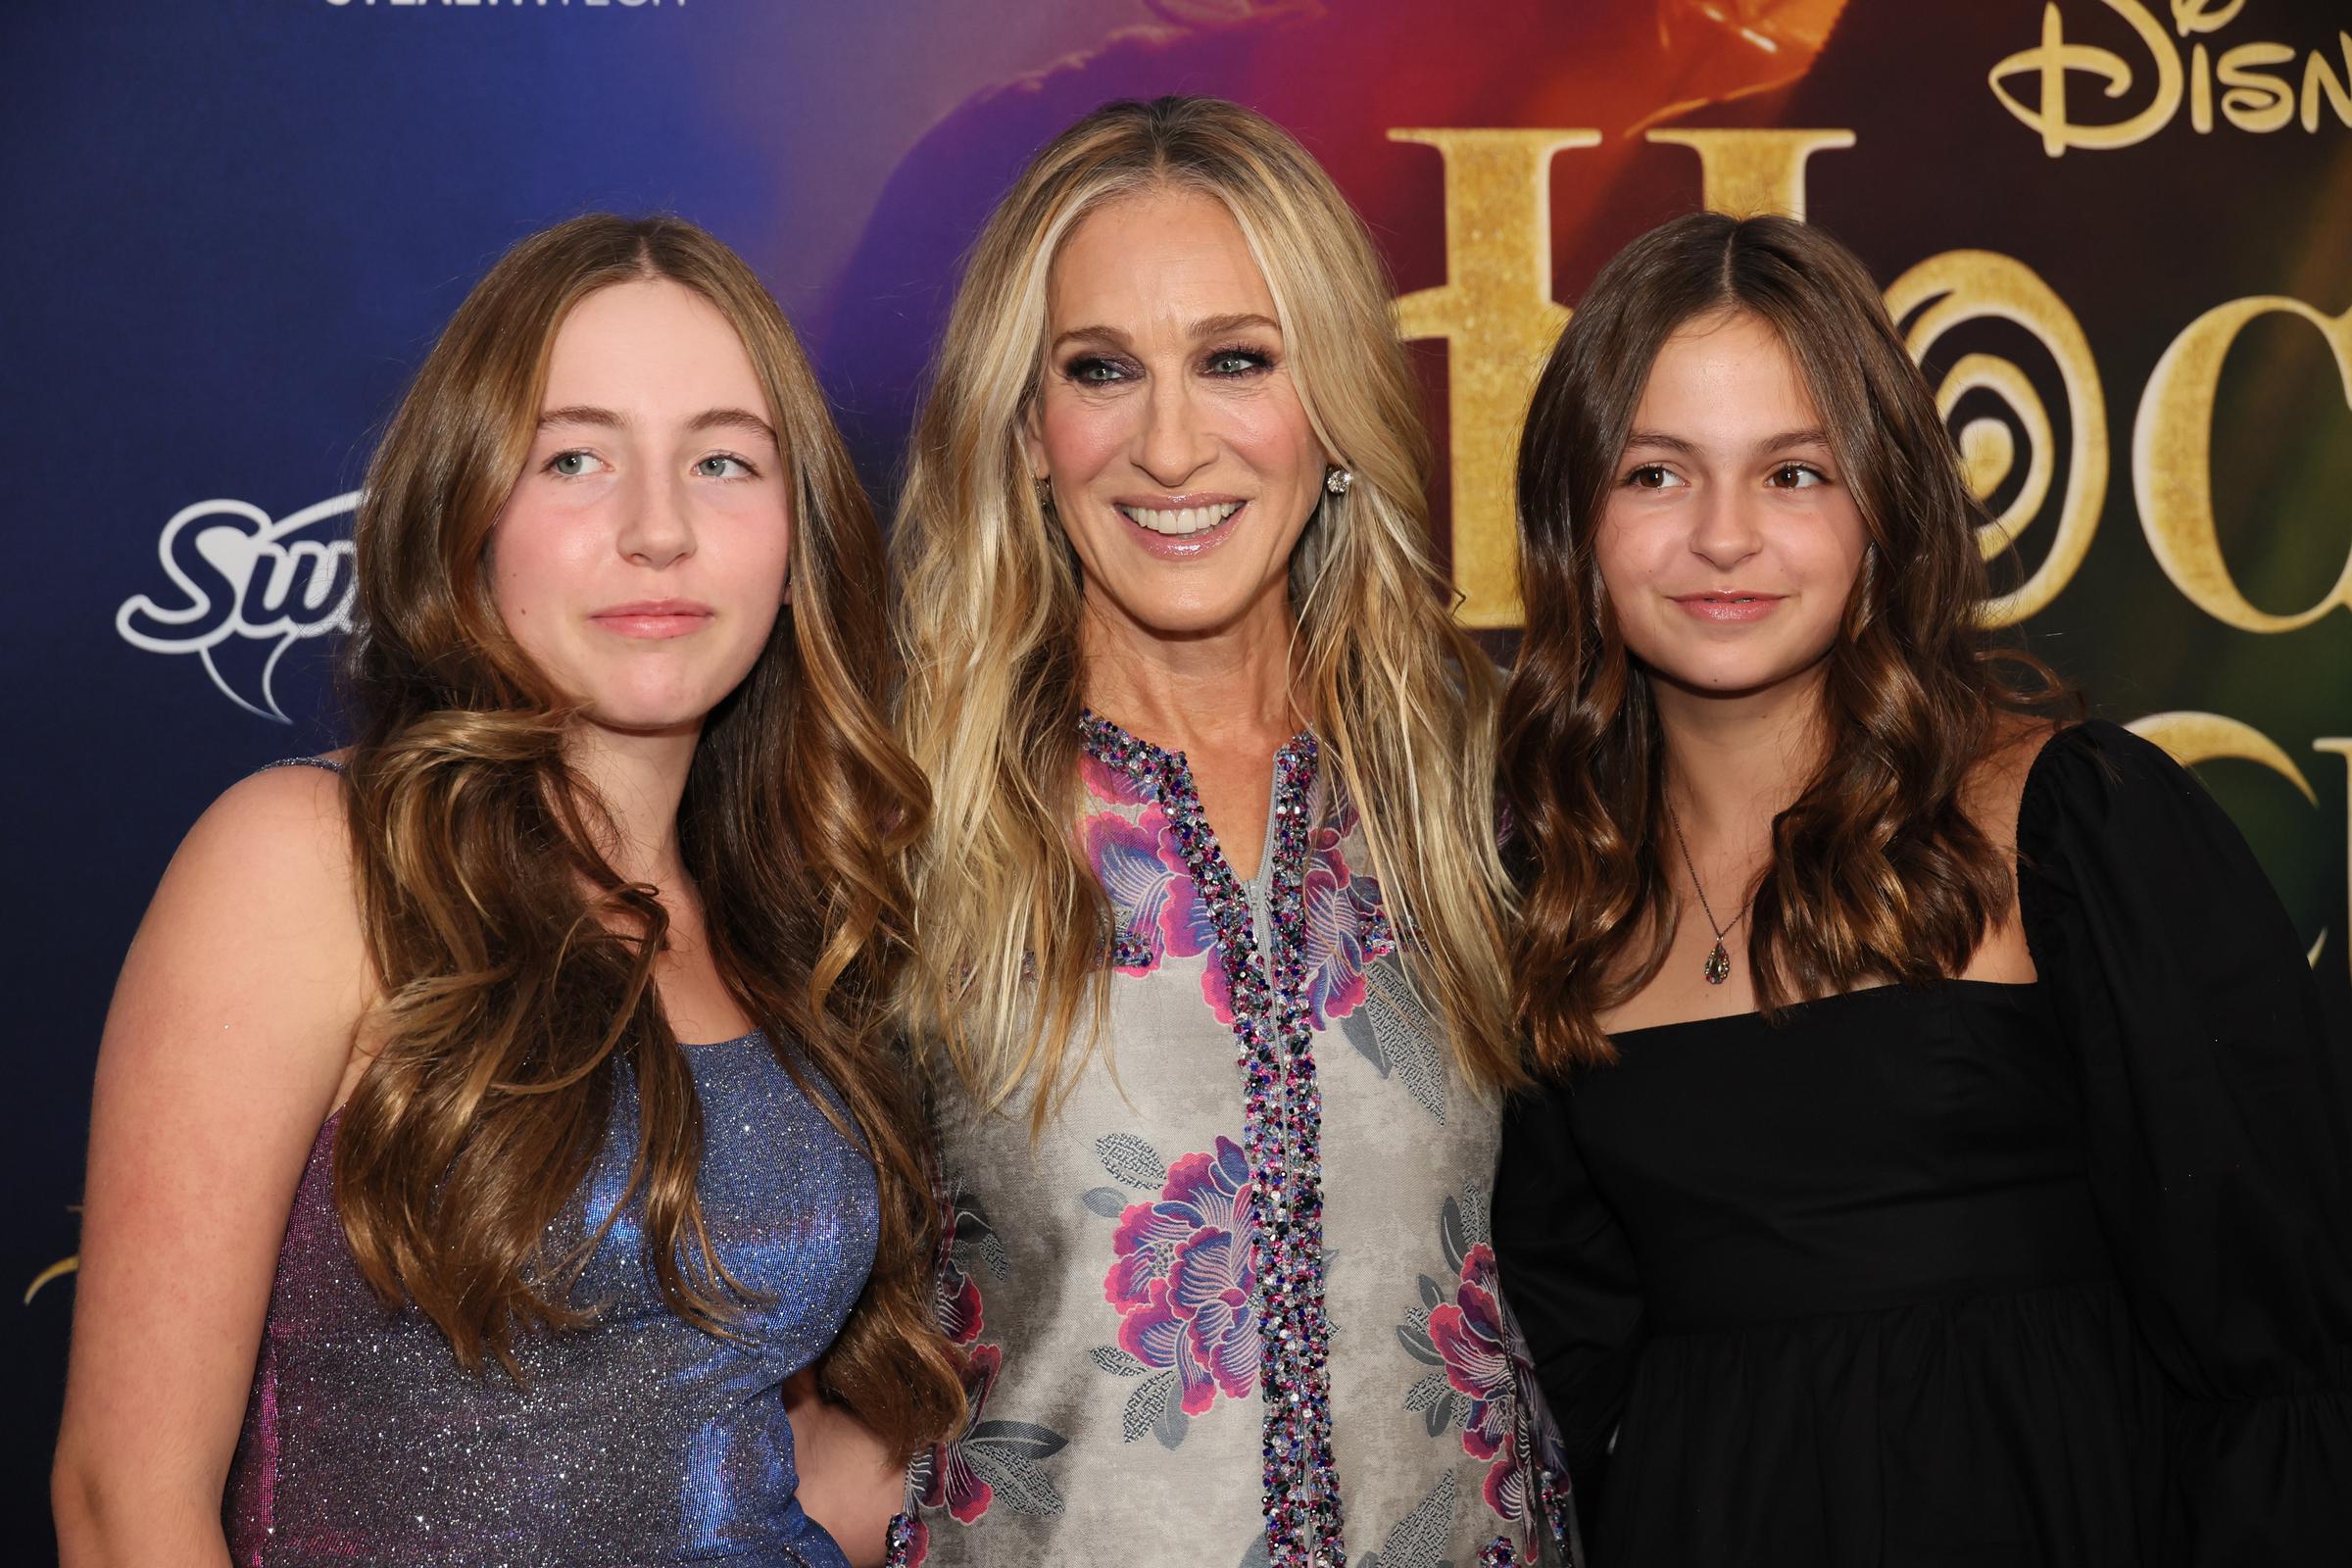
[171,762,357,909]
[110,761,372,1087]
[1961,712,2066,856]
[1953,713,2062,983]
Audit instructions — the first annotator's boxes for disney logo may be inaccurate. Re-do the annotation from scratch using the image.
[116,492,361,723]
[1989,0,2352,157]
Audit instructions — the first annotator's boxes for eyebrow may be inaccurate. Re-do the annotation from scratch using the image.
[1049,312,1283,356]
[1622,428,1832,457]
[685,408,778,443]
[536,405,777,444]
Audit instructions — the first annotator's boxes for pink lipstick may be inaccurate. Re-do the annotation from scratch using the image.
[591,599,714,639]
[1670,592,1785,624]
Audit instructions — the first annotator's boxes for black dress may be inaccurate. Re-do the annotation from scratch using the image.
[1494,721,2352,1567]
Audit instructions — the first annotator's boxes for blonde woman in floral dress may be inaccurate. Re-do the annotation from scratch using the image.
[884,97,1574,1568]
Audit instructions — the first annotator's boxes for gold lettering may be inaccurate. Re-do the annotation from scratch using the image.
[2192,41,2215,129]
[1989,0,2181,156]
[1642,128,1856,220]
[2317,739,2352,981]
[2133,295,2352,631]
[23,1254,76,1305]
[1390,128,1599,627]
[2132,712,2326,966]
[2218,41,2296,131]
[2171,0,2244,35]
[1883,252,2108,625]
[2304,36,2352,132]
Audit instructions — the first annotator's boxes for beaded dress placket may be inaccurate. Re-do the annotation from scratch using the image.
[1078,717,1346,1566]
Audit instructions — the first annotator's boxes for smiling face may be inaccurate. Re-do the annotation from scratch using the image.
[1594,309,1869,710]
[490,276,793,741]
[1022,185,1329,647]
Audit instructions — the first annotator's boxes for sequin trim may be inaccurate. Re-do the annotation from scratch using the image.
[1079,711,1346,1567]
[1540,1467,1575,1559]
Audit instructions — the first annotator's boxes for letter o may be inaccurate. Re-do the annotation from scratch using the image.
[2133,296,2352,632]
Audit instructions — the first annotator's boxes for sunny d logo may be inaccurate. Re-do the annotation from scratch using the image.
[117,492,362,723]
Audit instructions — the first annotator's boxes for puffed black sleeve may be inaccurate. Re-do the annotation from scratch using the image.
[1493,1079,1647,1508]
[2016,719,2352,1566]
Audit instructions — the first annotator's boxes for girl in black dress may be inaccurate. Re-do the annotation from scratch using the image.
[1493,211,2352,1567]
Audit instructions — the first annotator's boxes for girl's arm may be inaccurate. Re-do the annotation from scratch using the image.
[786,1366,907,1568]
[52,764,371,1568]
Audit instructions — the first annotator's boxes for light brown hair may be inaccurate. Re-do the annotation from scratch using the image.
[334,213,957,1454]
[1502,211,2065,1071]
[893,96,1522,1129]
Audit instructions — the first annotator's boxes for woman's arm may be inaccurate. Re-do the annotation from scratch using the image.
[52,764,371,1568]
[786,1367,906,1568]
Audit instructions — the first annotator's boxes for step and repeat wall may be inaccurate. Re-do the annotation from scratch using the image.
[7,0,2347,1547]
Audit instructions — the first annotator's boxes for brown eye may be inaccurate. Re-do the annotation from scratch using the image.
[1770,463,1826,489]
[1625,464,1681,490]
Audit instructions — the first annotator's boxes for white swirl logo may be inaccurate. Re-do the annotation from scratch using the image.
[116,492,361,723]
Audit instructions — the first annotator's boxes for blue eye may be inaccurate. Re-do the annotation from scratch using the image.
[547,450,601,478]
[1203,347,1272,376]
[1066,356,1129,385]
[695,454,755,479]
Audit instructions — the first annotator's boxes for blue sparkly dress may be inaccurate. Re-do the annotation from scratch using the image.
[224,1030,879,1568]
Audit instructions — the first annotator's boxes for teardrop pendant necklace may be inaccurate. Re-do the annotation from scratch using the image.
[1667,808,1745,986]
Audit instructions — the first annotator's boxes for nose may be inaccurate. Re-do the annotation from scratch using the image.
[616,467,695,571]
[1689,483,1763,572]
[1133,374,1216,489]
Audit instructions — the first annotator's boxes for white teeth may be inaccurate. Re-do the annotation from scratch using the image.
[1115,501,1243,536]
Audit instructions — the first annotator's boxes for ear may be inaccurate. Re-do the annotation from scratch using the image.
[1020,398,1050,482]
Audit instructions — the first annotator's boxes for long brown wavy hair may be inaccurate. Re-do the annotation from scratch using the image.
[1501,212,2065,1072]
[893,97,1521,1131]
[332,214,959,1455]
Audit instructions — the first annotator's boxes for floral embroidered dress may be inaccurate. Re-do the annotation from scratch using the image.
[892,714,1572,1568]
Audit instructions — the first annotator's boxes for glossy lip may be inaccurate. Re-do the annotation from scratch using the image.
[1669,591,1787,624]
[590,598,715,639]
[1111,493,1248,561]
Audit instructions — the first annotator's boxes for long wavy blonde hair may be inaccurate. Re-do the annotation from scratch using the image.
[336,214,958,1455]
[894,96,1519,1129]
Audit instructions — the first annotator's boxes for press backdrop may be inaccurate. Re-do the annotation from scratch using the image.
[7,0,2349,1551]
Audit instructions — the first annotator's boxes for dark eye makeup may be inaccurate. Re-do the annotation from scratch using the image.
[1057,344,1278,385]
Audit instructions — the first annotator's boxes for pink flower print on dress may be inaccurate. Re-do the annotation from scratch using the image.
[908,1343,1071,1531]
[1298,822,1396,1029]
[1081,807,1216,978]
[1081,748,1157,808]
[1428,1244,1516,1471]
[1102,1137,1260,1421]
[917,1343,1004,1524]
[1399,1197,1571,1542]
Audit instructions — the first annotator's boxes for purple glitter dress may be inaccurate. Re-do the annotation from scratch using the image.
[224,1030,877,1568]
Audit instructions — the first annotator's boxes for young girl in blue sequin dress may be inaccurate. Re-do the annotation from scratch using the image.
[53,215,959,1568]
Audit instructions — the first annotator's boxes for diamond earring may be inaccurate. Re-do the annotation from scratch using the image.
[1323,467,1353,496]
